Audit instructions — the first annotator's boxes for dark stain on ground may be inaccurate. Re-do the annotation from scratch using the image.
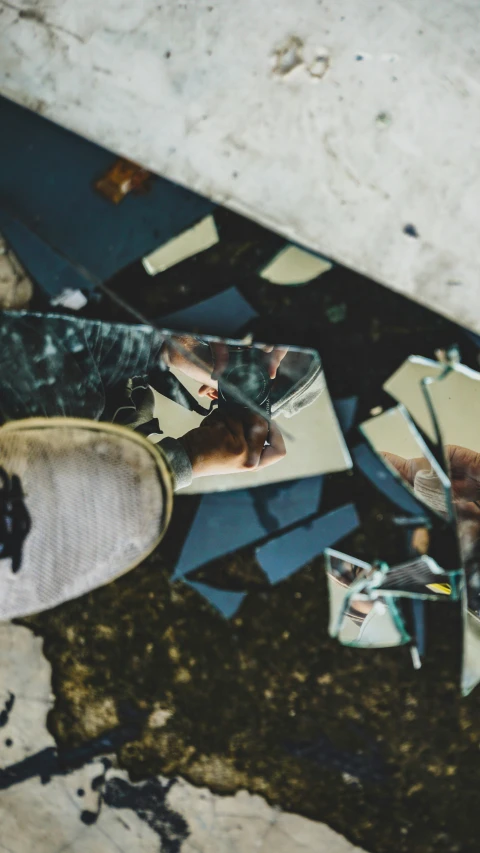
[18,9,44,23]
[104,777,190,853]
[404,224,420,238]
[0,722,144,790]
[20,206,480,853]
[0,692,15,727]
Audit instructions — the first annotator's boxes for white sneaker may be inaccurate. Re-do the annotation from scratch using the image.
[0,418,173,619]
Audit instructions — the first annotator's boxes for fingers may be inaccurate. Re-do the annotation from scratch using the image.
[243,414,270,468]
[266,347,289,379]
[445,445,480,500]
[381,452,430,486]
[258,422,286,469]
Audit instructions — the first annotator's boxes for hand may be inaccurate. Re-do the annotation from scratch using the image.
[382,446,480,502]
[262,346,289,379]
[382,445,480,523]
[178,409,286,477]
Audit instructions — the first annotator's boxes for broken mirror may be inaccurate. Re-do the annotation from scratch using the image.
[325,549,411,648]
[0,310,351,495]
[359,403,453,520]
[420,359,480,695]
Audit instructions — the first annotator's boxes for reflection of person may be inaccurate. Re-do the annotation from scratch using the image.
[162,335,325,416]
[0,312,324,490]
[162,337,291,480]
[326,559,403,647]
[384,445,480,614]
[159,334,325,485]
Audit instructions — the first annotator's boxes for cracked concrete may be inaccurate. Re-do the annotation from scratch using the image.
[0,622,366,852]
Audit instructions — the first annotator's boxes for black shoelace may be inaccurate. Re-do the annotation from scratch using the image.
[0,467,31,573]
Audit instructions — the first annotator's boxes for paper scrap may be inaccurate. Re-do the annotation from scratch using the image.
[260,245,332,286]
[143,215,219,275]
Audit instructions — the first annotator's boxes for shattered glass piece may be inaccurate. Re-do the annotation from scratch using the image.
[423,362,480,453]
[360,404,453,519]
[324,549,410,648]
[0,215,93,299]
[353,442,426,515]
[158,287,258,337]
[421,363,480,694]
[173,479,323,578]
[462,607,480,697]
[182,580,246,619]
[259,245,332,285]
[143,215,219,275]
[333,396,358,434]
[411,598,426,657]
[159,335,350,492]
[374,555,457,600]
[0,96,215,281]
[383,356,442,441]
[256,504,360,584]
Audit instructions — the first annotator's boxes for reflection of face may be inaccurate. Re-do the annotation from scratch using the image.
[163,336,218,400]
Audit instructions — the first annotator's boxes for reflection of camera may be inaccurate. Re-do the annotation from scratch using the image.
[216,347,273,415]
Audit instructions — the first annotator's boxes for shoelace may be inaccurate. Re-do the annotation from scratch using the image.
[0,467,31,573]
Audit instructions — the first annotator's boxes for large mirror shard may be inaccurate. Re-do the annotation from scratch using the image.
[0,310,351,495]
[421,361,480,695]
[383,356,443,442]
[359,404,453,520]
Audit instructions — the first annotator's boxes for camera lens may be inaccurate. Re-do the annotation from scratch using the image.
[222,364,270,406]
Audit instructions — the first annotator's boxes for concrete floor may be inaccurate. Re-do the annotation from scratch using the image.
[0,621,366,853]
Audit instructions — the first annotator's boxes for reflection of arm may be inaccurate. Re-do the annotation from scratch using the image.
[158,437,193,492]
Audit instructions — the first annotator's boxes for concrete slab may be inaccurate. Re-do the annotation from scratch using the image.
[1,1,479,330]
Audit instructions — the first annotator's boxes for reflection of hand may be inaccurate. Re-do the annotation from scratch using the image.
[383,446,480,502]
[262,346,289,379]
[178,409,286,477]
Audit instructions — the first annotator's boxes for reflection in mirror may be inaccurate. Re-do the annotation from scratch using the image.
[359,404,453,520]
[421,362,480,694]
[153,333,351,492]
[0,310,351,495]
[325,549,410,648]
[374,553,456,600]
